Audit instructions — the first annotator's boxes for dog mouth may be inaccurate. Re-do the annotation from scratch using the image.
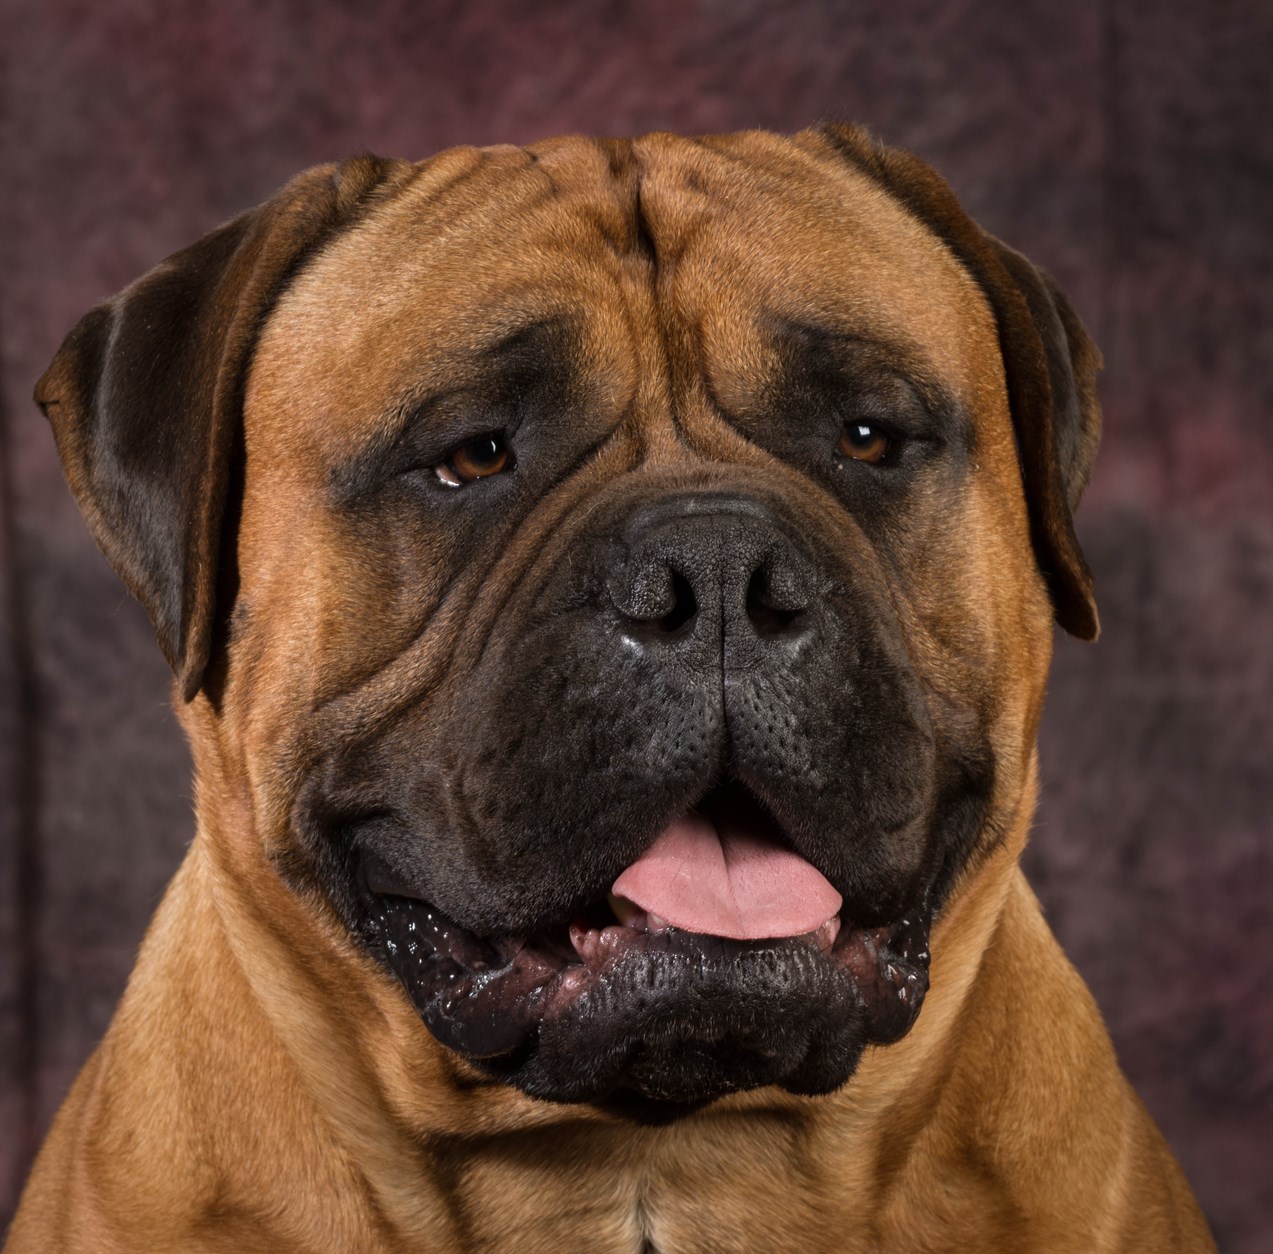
[361,783,932,1106]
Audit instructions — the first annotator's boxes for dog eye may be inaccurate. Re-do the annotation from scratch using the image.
[837,422,891,465]
[434,434,514,487]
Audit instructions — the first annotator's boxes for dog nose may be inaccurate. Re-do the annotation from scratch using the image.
[608,493,816,662]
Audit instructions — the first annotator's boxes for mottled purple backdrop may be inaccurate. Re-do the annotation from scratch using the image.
[1,0,1269,1247]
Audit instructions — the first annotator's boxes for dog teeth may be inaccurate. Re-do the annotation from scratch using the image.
[607,892,650,930]
[606,895,668,931]
[814,915,842,951]
[568,921,601,965]
[569,922,637,968]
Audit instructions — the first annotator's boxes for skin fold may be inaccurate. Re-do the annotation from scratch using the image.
[7,126,1216,1253]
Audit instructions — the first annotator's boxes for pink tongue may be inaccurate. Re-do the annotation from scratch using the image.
[611,812,842,940]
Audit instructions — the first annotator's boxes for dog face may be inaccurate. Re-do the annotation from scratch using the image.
[38,127,1100,1113]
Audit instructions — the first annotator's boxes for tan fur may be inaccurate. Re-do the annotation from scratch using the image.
[7,130,1214,1252]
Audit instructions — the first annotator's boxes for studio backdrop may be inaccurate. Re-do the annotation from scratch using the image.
[1,1,1268,1249]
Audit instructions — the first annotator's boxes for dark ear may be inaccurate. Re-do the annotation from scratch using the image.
[35,155,410,699]
[818,123,1102,640]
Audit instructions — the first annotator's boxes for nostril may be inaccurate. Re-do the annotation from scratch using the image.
[747,599,801,637]
[613,562,698,636]
[660,571,697,634]
[746,565,807,637]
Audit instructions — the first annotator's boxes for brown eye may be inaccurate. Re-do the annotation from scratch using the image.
[837,422,890,464]
[434,434,513,486]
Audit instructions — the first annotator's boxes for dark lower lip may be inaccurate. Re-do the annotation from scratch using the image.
[365,882,933,1082]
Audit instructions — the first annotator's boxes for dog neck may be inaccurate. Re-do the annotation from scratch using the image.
[122,733,1068,1253]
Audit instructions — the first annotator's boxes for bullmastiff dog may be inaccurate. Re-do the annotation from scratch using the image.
[8,124,1215,1252]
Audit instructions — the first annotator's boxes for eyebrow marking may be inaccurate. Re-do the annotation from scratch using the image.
[748,314,972,450]
[329,316,580,501]
[762,315,962,418]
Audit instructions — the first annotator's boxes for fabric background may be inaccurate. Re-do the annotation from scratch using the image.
[1,0,1268,1247]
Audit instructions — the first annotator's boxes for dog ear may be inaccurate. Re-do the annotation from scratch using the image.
[818,123,1102,640]
[36,155,410,700]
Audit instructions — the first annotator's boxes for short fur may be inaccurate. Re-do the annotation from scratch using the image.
[7,127,1214,1253]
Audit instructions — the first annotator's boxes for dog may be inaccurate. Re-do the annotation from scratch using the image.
[7,124,1215,1252]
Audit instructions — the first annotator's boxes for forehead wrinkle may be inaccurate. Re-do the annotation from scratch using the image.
[759,316,966,419]
[251,149,650,463]
[629,133,990,465]
[633,140,992,396]
[380,313,580,429]
[349,139,632,285]
[362,143,547,250]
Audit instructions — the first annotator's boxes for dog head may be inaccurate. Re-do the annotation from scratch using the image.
[38,126,1099,1113]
